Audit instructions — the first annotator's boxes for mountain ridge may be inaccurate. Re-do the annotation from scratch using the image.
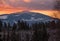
[0,12,59,25]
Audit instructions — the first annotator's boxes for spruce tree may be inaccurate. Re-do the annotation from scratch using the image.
[12,23,17,31]
[4,22,7,31]
[0,20,2,32]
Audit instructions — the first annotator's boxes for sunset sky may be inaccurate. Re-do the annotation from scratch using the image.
[0,0,60,18]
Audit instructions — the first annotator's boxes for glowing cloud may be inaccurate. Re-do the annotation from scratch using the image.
[23,0,31,3]
[0,0,60,19]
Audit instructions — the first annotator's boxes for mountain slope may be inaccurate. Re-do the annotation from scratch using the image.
[0,12,57,24]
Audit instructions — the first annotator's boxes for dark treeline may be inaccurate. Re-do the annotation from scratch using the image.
[0,20,60,41]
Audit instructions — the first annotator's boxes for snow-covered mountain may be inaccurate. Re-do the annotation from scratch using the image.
[0,12,57,24]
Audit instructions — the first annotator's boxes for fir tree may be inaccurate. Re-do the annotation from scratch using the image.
[0,20,2,32]
[12,23,17,31]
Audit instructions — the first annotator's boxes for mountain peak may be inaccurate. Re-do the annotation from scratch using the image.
[0,12,58,25]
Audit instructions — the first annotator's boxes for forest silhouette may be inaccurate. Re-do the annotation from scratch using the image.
[0,17,60,41]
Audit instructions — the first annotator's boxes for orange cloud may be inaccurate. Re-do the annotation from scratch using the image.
[0,0,60,19]
[23,0,31,3]
[0,10,23,15]
[0,5,27,15]
[30,10,60,18]
[0,6,60,19]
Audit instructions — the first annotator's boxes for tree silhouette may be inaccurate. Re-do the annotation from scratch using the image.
[11,23,17,41]
[26,34,29,41]
[11,31,17,41]
[0,20,2,32]
[24,21,30,30]
[31,22,49,41]
[0,20,54,41]
[50,21,56,29]
[3,22,7,31]
[31,30,38,41]
[7,23,12,31]
[0,34,3,41]
[17,20,30,30]
[43,25,49,41]
[0,20,3,41]
[12,23,17,31]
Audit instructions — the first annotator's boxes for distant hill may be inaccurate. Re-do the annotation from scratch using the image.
[0,12,58,25]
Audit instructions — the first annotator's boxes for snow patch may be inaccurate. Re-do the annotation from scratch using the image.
[0,16,8,19]
[14,15,20,16]
[21,17,45,21]
[32,14,36,16]
[14,20,17,23]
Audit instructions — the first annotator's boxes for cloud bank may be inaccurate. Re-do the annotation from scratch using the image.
[0,0,56,10]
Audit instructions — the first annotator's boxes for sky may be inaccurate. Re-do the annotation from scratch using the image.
[0,0,60,18]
